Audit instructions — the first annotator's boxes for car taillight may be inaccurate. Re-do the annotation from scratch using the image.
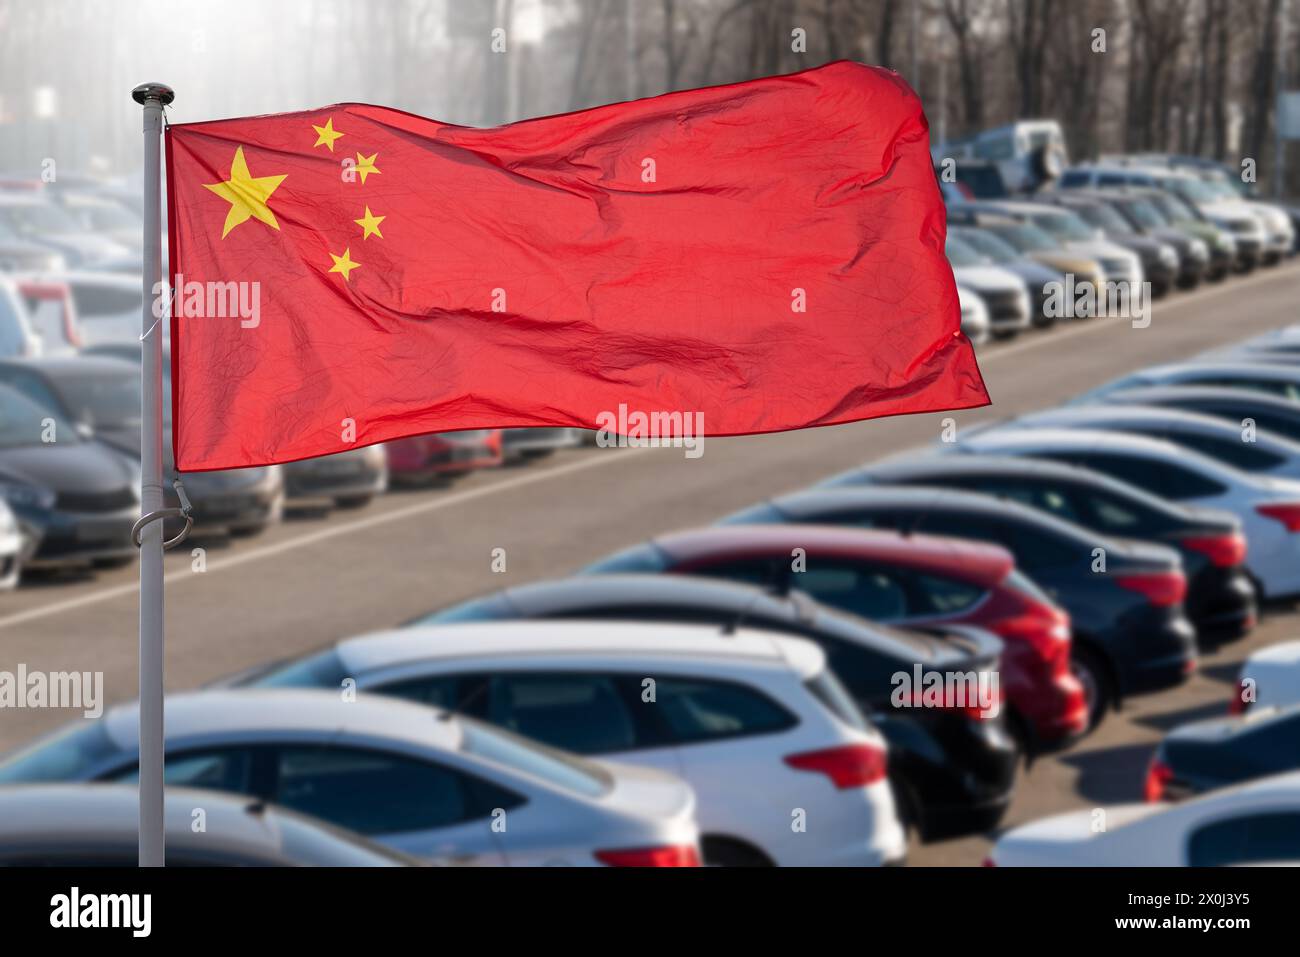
[1144,758,1174,802]
[981,856,997,867]
[997,606,1072,660]
[784,743,887,788]
[1181,532,1247,567]
[594,845,701,867]
[1115,571,1187,607]
[1256,503,1300,532]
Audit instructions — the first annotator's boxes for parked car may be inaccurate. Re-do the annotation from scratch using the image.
[0,689,702,867]
[1145,705,1300,803]
[1073,188,1217,285]
[1115,186,1238,279]
[386,429,504,484]
[987,771,1300,865]
[39,271,142,348]
[1079,361,1300,405]
[580,529,1022,836]
[946,234,1031,337]
[0,784,418,866]
[951,226,1063,328]
[0,193,128,268]
[949,427,1300,600]
[0,356,283,539]
[501,428,586,462]
[0,381,137,570]
[957,285,991,345]
[404,572,1032,833]
[946,209,1106,295]
[1231,640,1300,715]
[720,488,1195,729]
[1040,192,1179,296]
[1093,385,1300,447]
[233,621,906,866]
[283,446,388,511]
[821,454,1256,645]
[1007,404,1300,482]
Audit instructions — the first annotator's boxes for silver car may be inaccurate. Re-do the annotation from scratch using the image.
[0,688,702,867]
[283,446,388,511]
[501,428,586,462]
[0,783,416,866]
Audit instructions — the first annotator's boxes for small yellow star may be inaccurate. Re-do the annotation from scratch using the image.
[202,146,287,239]
[312,117,344,152]
[354,206,385,240]
[328,247,361,282]
[354,152,381,184]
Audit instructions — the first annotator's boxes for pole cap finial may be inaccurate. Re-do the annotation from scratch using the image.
[132,83,175,106]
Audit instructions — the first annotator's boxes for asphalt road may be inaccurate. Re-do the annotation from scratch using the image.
[2,260,1299,865]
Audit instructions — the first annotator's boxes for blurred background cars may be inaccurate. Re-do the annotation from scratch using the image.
[956,285,990,345]
[1083,361,1300,403]
[721,487,1194,729]
[0,192,128,269]
[1146,705,1300,803]
[501,428,586,463]
[0,689,703,867]
[1234,641,1300,714]
[283,446,388,512]
[0,784,418,866]
[945,234,1031,337]
[235,621,906,867]
[950,226,1062,329]
[824,455,1256,648]
[386,429,504,485]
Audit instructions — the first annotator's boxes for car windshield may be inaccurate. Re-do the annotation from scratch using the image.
[0,721,118,783]
[0,285,33,357]
[459,719,612,798]
[945,235,985,266]
[958,230,1019,262]
[1166,177,1221,204]
[1149,191,1203,222]
[1031,210,1097,242]
[1072,202,1130,234]
[987,222,1056,252]
[1121,198,1168,229]
[0,383,79,448]
[0,202,81,237]
[52,370,140,431]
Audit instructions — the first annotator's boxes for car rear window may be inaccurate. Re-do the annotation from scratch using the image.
[245,649,350,689]
[459,719,612,799]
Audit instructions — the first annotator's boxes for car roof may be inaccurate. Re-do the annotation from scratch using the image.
[655,523,1013,585]
[963,425,1233,469]
[336,620,825,680]
[1106,385,1300,411]
[0,783,299,854]
[1022,403,1265,435]
[1137,361,1300,381]
[102,688,464,753]
[502,573,800,618]
[967,199,1062,216]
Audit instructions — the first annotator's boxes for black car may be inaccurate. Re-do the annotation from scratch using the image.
[0,356,284,538]
[396,573,1017,842]
[721,487,1198,728]
[1096,386,1300,445]
[0,380,137,569]
[1042,193,1179,297]
[822,455,1256,645]
[1146,705,1300,802]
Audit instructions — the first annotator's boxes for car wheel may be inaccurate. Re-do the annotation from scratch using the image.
[700,836,773,867]
[333,494,373,509]
[1070,646,1113,731]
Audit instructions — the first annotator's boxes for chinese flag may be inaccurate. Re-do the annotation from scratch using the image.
[166,61,987,471]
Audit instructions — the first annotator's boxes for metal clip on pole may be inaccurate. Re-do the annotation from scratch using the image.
[131,478,193,549]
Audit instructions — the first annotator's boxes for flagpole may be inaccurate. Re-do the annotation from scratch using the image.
[132,81,173,868]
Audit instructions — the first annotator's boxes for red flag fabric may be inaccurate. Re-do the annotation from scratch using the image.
[165,60,987,471]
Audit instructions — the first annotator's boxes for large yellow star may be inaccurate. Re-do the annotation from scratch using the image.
[354,152,381,185]
[312,117,344,151]
[329,247,361,282]
[354,206,385,240]
[203,146,287,239]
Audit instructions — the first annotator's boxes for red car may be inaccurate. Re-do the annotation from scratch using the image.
[384,429,503,484]
[586,524,1088,752]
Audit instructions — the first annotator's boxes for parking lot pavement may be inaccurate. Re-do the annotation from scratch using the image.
[0,262,1298,838]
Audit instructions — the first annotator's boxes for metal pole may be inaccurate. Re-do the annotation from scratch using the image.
[131,81,173,868]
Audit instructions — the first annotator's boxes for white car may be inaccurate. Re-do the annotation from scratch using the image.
[235,620,907,867]
[501,428,586,461]
[0,689,702,867]
[988,771,1300,865]
[1078,361,1300,405]
[24,271,143,348]
[1233,641,1300,715]
[1005,405,1300,482]
[949,426,1300,599]
[957,285,991,345]
[968,199,1144,288]
[0,499,24,590]
[947,234,1030,337]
